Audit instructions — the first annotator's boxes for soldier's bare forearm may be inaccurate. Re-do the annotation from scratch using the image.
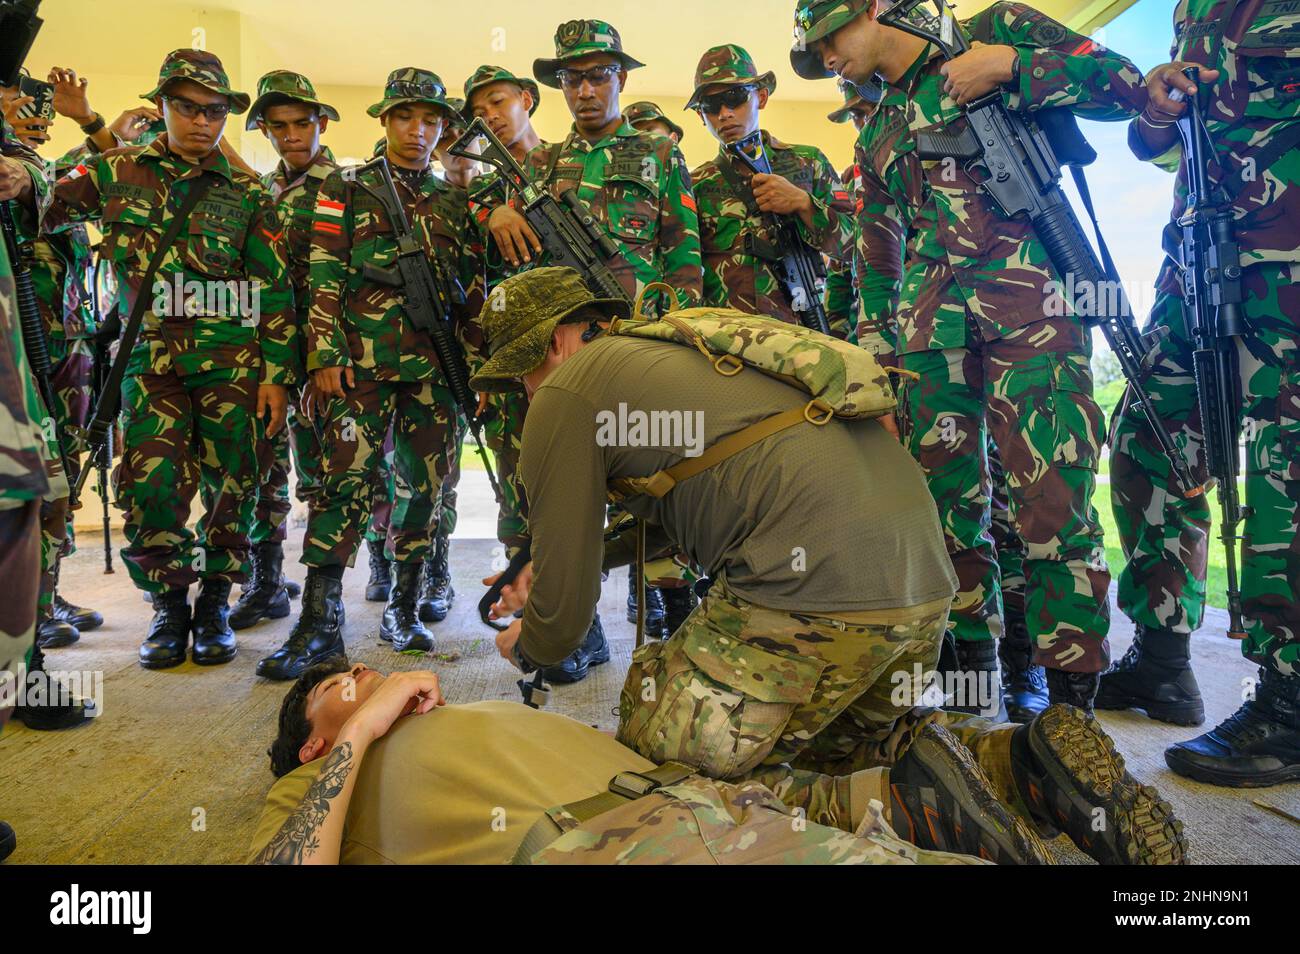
[252,733,369,865]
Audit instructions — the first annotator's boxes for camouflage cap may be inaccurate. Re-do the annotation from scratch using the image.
[686,44,777,110]
[790,0,873,80]
[827,75,882,122]
[533,19,646,89]
[245,69,340,130]
[462,65,540,117]
[469,267,631,392]
[140,48,250,114]
[623,101,684,142]
[367,67,456,119]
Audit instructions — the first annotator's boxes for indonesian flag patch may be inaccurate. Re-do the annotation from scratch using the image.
[65,164,89,181]
[315,197,345,218]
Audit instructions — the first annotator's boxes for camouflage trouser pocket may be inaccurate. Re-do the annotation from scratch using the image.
[1046,352,1104,470]
[1272,367,1300,483]
[617,621,824,781]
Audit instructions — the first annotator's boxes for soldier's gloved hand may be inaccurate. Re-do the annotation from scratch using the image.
[751,173,813,221]
[939,42,1018,106]
[258,383,289,437]
[312,365,355,400]
[483,560,533,618]
[0,155,35,202]
[488,205,542,268]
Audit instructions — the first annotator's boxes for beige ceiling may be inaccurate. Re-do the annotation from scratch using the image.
[33,0,1137,102]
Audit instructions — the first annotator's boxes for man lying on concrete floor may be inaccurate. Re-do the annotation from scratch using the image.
[470,267,1188,866]
[251,659,1049,864]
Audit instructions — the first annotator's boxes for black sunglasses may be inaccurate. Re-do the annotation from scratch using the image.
[697,85,757,115]
[163,95,230,121]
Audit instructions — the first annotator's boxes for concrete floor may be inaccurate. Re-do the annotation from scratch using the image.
[2,470,1298,864]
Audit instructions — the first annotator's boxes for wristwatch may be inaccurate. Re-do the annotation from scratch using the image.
[1003,54,1022,90]
[79,112,105,135]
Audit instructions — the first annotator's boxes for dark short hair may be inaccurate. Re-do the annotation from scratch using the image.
[267,657,351,778]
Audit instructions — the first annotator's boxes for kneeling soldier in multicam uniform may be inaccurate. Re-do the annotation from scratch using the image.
[232,70,339,633]
[260,69,481,681]
[472,266,1189,866]
[24,49,298,670]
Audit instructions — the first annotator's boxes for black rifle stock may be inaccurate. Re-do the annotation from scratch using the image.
[879,0,1200,500]
[727,131,833,335]
[448,118,631,305]
[350,156,502,503]
[1170,69,1248,640]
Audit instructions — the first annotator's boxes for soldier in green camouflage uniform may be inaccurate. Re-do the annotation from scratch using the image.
[793,0,1149,710]
[229,71,340,638]
[1101,0,1300,787]
[34,50,298,670]
[688,44,855,329]
[823,77,879,342]
[622,100,684,144]
[267,68,482,680]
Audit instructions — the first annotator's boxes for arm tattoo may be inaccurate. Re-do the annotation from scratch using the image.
[254,742,355,864]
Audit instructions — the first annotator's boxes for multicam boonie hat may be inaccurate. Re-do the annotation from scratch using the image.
[469,267,632,392]
[623,101,684,141]
[790,0,874,80]
[462,65,541,117]
[140,48,250,114]
[686,44,777,110]
[533,19,646,89]
[827,75,882,122]
[245,69,340,130]
[367,68,456,118]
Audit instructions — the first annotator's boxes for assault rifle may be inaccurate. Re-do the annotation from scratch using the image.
[727,130,832,335]
[349,155,502,502]
[878,0,1200,499]
[1170,68,1248,640]
[89,254,117,571]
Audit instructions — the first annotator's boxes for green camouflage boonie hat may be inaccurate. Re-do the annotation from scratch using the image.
[790,0,873,80]
[462,65,540,117]
[470,267,632,392]
[533,19,646,89]
[827,75,882,122]
[140,49,250,114]
[367,67,456,118]
[623,101,684,141]
[686,44,777,110]
[245,70,340,130]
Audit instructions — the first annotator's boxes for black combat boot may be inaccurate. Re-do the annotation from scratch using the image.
[381,562,434,653]
[1164,667,1300,788]
[48,561,103,632]
[936,635,1003,717]
[1010,704,1187,864]
[36,614,79,649]
[229,541,293,630]
[889,721,1051,864]
[999,612,1049,724]
[191,578,237,665]
[0,821,13,861]
[1096,625,1205,726]
[542,614,610,685]
[626,570,665,636]
[256,570,347,681]
[660,585,697,639]
[417,531,454,623]
[139,587,191,669]
[11,642,97,730]
[1046,669,1099,713]
[365,538,391,602]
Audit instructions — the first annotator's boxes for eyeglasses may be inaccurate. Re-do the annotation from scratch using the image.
[697,85,756,115]
[163,95,231,122]
[554,64,622,90]
[387,81,445,99]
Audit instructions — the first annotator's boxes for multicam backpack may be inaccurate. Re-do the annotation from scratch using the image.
[605,283,900,502]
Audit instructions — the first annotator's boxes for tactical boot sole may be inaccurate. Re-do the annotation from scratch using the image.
[1163,747,1300,789]
[192,646,238,666]
[255,643,346,682]
[139,652,187,670]
[1094,680,1206,727]
[1024,705,1188,865]
[890,723,1052,865]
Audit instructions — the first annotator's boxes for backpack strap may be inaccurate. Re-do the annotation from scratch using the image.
[607,399,833,502]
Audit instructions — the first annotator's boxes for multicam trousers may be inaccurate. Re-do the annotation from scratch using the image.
[897,314,1111,673]
[116,366,260,591]
[302,378,458,568]
[1111,263,1300,675]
